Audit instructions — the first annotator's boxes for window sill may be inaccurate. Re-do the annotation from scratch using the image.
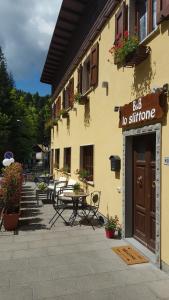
[79,178,94,186]
[139,27,160,46]
[82,86,94,98]
[86,181,94,187]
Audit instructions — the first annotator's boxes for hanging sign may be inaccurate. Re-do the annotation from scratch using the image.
[119,92,166,129]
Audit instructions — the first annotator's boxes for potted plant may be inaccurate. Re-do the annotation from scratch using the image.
[105,215,120,238]
[1,162,23,230]
[75,169,90,181]
[74,92,88,105]
[59,109,69,118]
[109,31,139,66]
[73,183,81,194]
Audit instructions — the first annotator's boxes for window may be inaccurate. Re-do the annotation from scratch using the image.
[80,145,94,181]
[64,147,71,173]
[77,42,99,95]
[50,149,54,173]
[62,78,74,109]
[54,96,61,117]
[116,1,166,44]
[55,149,60,169]
[135,0,158,41]
[82,56,90,94]
[137,0,148,41]
[63,87,69,110]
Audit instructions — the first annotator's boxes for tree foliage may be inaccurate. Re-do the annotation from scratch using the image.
[0,47,51,164]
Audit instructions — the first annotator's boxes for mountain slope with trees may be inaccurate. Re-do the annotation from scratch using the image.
[0,46,51,165]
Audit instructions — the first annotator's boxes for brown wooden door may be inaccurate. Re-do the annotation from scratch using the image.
[133,134,156,252]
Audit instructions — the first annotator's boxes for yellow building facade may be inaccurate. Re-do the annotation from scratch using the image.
[41,0,169,270]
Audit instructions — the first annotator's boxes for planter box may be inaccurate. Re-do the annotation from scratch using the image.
[62,113,69,118]
[78,95,89,105]
[115,45,151,68]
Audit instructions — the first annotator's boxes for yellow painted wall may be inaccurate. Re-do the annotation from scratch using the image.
[51,1,169,266]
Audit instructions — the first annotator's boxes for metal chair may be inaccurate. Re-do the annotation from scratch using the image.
[81,191,101,229]
[49,185,74,228]
[48,178,67,201]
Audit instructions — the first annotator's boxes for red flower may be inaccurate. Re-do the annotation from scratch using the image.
[124,31,129,38]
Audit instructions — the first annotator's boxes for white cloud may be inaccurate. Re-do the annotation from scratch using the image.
[0,0,62,80]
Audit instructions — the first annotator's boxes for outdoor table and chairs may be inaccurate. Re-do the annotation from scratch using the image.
[49,185,102,229]
[62,191,89,226]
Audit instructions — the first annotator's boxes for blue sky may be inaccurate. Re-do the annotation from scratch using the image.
[0,0,62,96]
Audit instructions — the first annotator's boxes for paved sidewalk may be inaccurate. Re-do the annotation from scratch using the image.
[0,183,169,300]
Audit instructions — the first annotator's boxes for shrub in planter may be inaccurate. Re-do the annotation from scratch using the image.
[75,169,90,182]
[1,162,23,230]
[105,215,120,238]
[109,31,139,66]
[74,93,88,105]
[59,109,69,118]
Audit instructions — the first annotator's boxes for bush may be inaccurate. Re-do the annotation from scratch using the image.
[0,162,23,212]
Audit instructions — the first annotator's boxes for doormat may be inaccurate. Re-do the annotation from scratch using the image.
[112,245,149,265]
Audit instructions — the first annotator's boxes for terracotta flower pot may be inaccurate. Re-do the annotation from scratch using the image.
[105,228,115,238]
[3,213,19,231]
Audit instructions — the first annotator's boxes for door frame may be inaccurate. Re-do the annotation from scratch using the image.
[122,123,161,267]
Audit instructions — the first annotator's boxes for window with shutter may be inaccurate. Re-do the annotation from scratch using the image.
[82,56,90,94]
[52,103,55,119]
[130,1,157,41]
[77,65,83,94]
[65,87,69,109]
[90,42,99,88]
[64,147,71,173]
[157,0,169,24]
[56,97,61,117]
[80,145,94,181]
[62,89,66,109]
[55,149,60,169]
[69,78,74,107]
[115,2,128,46]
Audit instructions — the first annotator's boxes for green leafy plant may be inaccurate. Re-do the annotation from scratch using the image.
[109,31,139,65]
[59,165,69,174]
[1,162,23,213]
[37,182,48,191]
[59,109,69,118]
[74,92,82,104]
[105,215,120,231]
[75,169,89,181]
[73,183,81,193]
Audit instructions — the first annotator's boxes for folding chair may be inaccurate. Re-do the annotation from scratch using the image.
[49,185,74,228]
[82,191,101,230]
[48,178,67,201]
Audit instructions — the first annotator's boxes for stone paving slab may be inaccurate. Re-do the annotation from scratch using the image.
[0,182,169,300]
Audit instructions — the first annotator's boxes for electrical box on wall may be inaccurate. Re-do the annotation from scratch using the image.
[109,155,121,172]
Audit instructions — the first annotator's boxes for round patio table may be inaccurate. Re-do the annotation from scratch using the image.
[63,192,89,226]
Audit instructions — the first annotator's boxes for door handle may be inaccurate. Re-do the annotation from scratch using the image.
[137,176,143,187]
[152,181,156,189]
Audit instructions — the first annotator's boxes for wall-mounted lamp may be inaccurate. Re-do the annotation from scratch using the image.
[114,106,120,112]
[102,81,109,96]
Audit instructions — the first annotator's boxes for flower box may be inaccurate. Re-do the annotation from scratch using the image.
[122,45,151,67]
